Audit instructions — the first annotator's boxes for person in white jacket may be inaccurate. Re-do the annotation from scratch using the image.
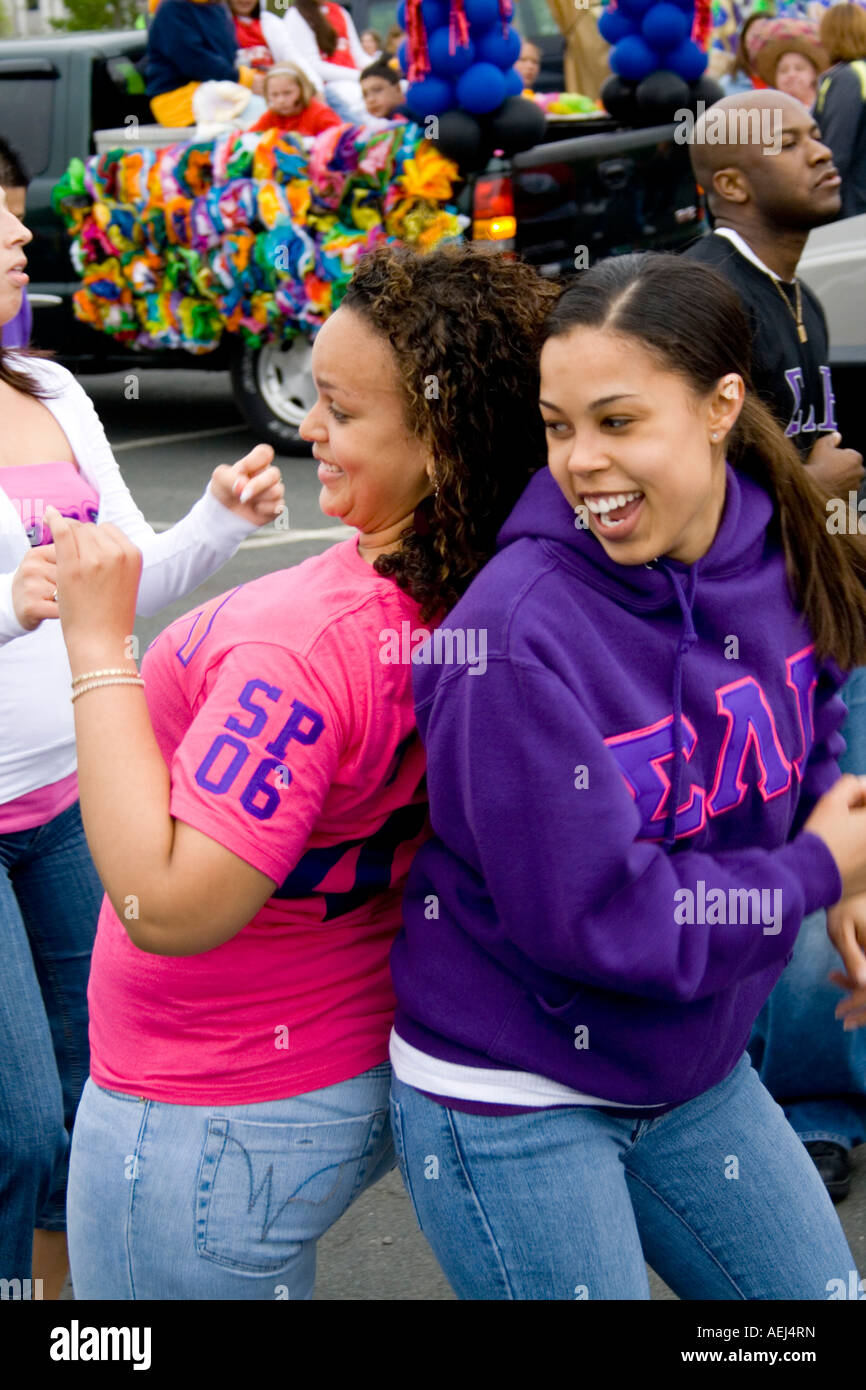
[0,187,285,1300]
[228,0,324,94]
[282,0,371,124]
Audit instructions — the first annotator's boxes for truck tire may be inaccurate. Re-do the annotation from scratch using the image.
[230,336,317,456]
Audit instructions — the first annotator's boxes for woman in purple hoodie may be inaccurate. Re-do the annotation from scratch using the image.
[389,253,866,1300]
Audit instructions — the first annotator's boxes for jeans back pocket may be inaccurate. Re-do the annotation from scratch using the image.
[195,1110,386,1274]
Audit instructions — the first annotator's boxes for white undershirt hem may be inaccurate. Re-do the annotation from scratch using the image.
[389,1029,668,1109]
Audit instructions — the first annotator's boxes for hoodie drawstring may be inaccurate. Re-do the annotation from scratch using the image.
[662,564,699,849]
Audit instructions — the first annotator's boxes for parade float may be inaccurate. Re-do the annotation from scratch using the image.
[50,0,717,437]
[53,121,466,357]
[52,0,550,360]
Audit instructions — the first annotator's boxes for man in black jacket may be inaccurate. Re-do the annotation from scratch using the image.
[685,89,862,488]
[685,90,865,1203]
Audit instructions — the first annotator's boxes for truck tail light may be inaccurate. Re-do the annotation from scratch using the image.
[472,175,516,246]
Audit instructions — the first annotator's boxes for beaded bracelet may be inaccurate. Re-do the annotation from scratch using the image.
[71,676,145,704]
[71,667,139,686]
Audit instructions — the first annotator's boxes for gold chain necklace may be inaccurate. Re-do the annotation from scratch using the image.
[770,273,808,343]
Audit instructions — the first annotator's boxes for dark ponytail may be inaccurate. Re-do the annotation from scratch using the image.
[295,0,339,57]
[544,252,866,669]
[730,392,866,667]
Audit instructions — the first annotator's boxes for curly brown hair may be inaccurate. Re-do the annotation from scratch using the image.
[341,244,560,620]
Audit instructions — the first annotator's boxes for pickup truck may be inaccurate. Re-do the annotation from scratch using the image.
[2,28,705,454]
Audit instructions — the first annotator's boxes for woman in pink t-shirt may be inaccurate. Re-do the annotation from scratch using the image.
[50,246,558,1300]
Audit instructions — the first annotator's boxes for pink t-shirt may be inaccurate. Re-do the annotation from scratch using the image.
[88,538,435,1105]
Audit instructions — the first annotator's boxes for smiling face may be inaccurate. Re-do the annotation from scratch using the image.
[230,0,259,15]
[265,73,303,115]
[0,184,31,328]
[540,326,736,566]
[774,51,818,107]
[299,306,435,545]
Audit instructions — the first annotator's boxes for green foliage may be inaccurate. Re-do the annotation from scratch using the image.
[51,0,145,33]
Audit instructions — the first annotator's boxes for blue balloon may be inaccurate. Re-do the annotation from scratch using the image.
[397,38,410,75]
[427,25,476,76]
[666,37,707,81]
[406,75,454,117]
[463,0,500,29]
[616,0,656,18]
[456,61,508,113]
[641,2,690,51]
[504,65,524,96]
[610,34,657,81]
[421,0,449,30]
[599,8,639,43]
[476,23,521,69]
[396,0,407,29]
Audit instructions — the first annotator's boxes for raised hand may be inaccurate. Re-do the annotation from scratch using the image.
[44,505,142,668]
[209,444,286,528]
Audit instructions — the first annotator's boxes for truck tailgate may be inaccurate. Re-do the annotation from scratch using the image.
[511,123,705,276]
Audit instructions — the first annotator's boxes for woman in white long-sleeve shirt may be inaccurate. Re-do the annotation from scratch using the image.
[227,0,324,94]
[0,189,284,1298]
[282,0,370,124]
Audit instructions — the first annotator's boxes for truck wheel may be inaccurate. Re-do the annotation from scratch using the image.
[230,336,316,455]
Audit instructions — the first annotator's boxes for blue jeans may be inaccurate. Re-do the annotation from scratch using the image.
[67,1062,395,1299]
[749,667,866,1149]
[0,798,102,1282]
[390,1053,858,1300]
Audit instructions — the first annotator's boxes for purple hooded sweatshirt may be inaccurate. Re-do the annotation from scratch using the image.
[390,463,848,1107]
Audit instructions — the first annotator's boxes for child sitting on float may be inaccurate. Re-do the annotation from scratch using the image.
[247,62,343,136]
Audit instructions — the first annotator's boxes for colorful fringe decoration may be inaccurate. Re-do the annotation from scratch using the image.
[691,0,713,51]
[406,0,431,84]
[449,0,470,53]
[53,123,463,355]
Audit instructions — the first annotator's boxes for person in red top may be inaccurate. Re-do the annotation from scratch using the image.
[247,63,342,136]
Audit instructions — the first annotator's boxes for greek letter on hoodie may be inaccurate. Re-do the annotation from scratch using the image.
[390,465,847,1107]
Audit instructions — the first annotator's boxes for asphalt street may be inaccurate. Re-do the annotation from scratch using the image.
[59,367,865,1302]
